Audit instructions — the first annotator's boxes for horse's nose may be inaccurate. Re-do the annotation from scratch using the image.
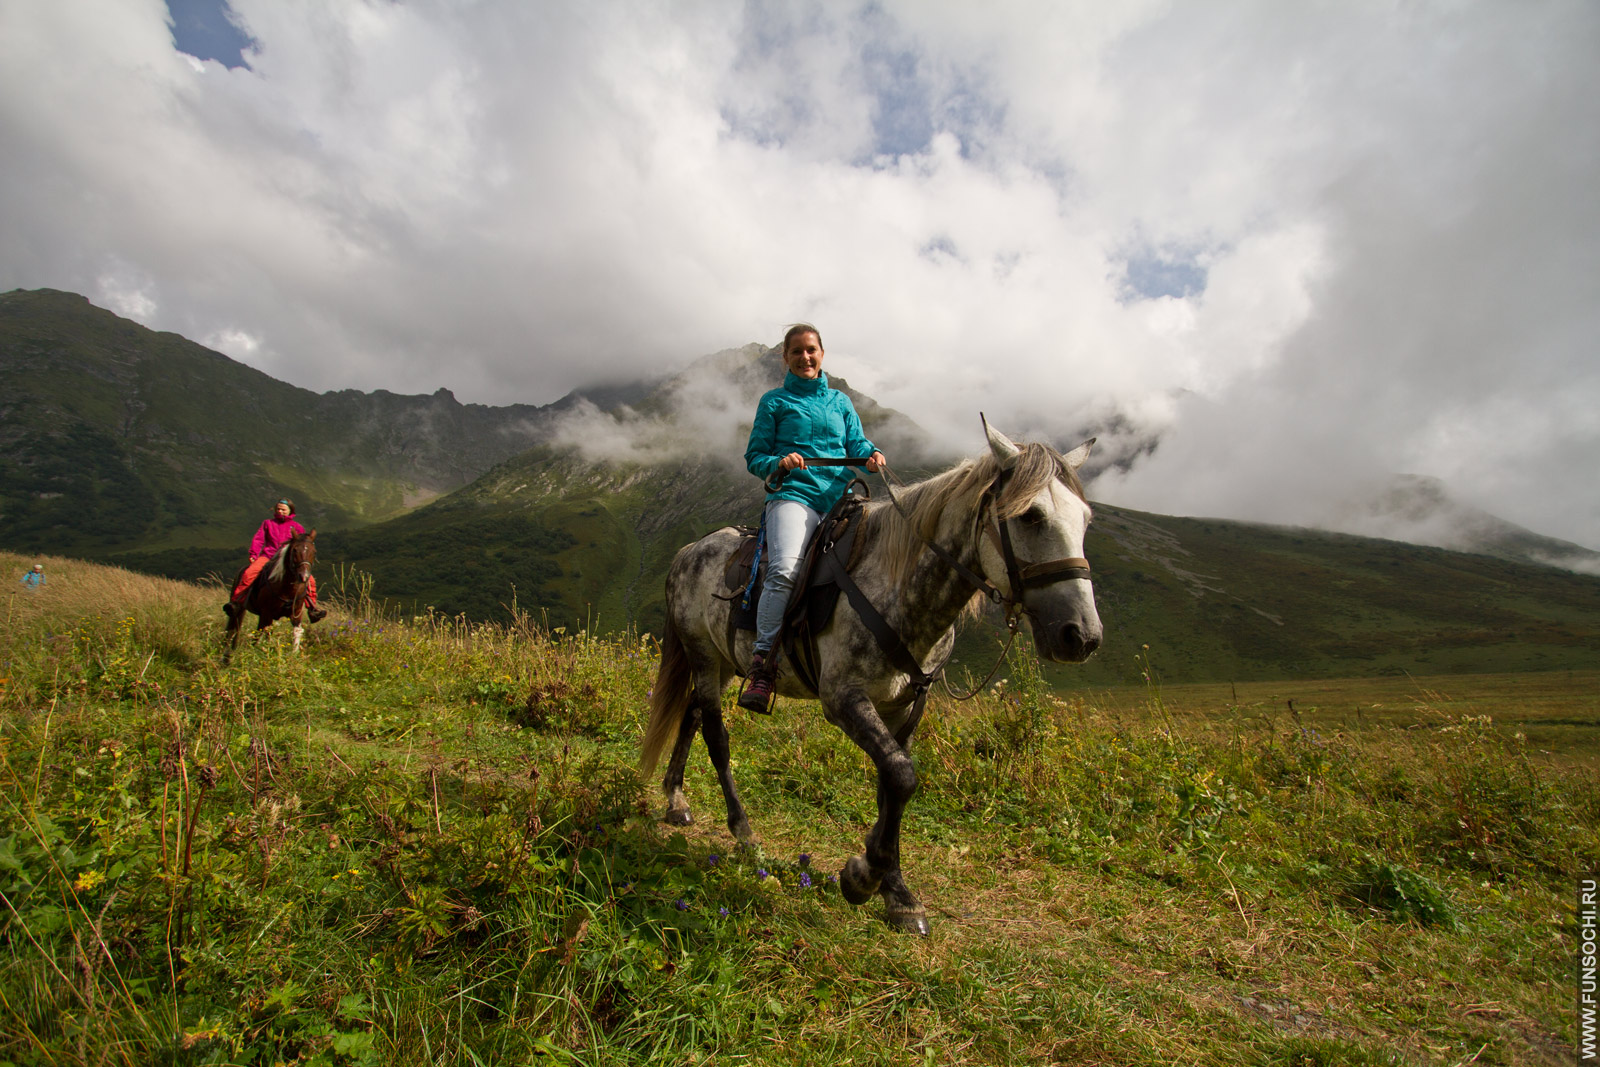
[1061,622,1101,660]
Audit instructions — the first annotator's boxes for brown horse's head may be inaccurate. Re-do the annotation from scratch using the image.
[286,529,317,585]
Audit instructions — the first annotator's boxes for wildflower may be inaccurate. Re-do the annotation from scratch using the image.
[718,906,729,917]
[798,853,810,867]
[707,854,719,866]
[799,872,812,888]
[675,899,689,911]
[827,874,839,885]
[756,868,769,879]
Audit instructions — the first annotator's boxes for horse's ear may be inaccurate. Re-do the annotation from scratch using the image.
[1062,438,1095,472]
[981,413,1022,470]
[308,529,317,539]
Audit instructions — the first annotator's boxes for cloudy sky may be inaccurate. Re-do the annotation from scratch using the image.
[3,1,1597,550]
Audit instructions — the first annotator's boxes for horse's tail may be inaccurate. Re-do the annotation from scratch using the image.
[639,613,693,780]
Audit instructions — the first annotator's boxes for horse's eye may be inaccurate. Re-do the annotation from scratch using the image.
[1021,507,1046,526]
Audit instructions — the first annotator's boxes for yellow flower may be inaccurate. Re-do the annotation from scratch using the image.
[73,870,106,892]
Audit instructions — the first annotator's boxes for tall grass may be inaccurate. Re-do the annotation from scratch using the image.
[0,553,1593,1065]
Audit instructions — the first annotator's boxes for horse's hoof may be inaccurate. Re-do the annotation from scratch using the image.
[839,856,877,906]
[663,808,693,827]
[884,904,930,936]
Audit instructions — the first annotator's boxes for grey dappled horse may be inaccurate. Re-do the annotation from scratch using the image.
[639,422,1103,934]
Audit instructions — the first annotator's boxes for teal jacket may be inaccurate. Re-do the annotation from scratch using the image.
[745,371,877,513]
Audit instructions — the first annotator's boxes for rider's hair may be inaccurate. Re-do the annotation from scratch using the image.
[780,323,822,353]
[276,498,295,515]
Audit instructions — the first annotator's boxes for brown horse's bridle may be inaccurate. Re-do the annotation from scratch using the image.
[281,535,316,615]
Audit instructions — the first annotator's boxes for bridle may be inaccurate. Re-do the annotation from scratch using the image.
[881,464,1091,624]
[768,455,1094,709]
[877,463,1092,699]
[287,536,315,584]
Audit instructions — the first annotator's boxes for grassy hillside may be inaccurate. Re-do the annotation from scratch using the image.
[0,288,557,555]
[0,551,1593,1064]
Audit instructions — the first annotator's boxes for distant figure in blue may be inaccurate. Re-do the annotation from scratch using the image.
[20,563,45,590]
[739,323,885,713]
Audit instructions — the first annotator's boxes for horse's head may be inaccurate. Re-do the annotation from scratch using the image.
[975,421,1102,663]
[287,530,317,585]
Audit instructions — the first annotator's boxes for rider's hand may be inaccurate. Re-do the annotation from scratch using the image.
[779,452,807,472]
[866,451,886,473]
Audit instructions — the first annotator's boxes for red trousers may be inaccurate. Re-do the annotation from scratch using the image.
[231,555,319,604]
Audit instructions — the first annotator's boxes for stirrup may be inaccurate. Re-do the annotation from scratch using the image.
[737,652,776,715]
[737,674,775,715]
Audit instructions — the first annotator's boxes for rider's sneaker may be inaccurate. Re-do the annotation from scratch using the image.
[737,653,775,715]
[307,606,327,623]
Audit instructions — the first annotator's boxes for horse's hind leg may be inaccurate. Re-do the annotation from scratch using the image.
[699,683,754,845]
[829,688,929,935]
[660,702,702,827]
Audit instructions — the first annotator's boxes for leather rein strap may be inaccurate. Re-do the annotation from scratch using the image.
[878,464,1091,620]
[777,460,1095,720]
[764,457,870,494]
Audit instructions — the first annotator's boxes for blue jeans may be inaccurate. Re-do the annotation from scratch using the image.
[754,498,822,655]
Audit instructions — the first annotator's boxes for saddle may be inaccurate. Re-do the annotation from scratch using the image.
[719,483,871,692]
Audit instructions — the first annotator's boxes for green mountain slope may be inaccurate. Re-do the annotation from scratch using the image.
[298,447,1600,685]
[1051,506,1600,685]
[9,290,1599,685]
[0,288,559,555]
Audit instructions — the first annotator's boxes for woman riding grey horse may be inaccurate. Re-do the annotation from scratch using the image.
[739,323,885,713]
[641,418,1102,934]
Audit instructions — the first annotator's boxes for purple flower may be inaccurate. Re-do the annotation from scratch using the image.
[718,906,729,917]
[707,854,719,866]
[756,868,769,879]
[675,899,689,911]
[798,853,811,867]
[827,874,839,885]
[799,872,812,888]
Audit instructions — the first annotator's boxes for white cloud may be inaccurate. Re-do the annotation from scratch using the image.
[1,0,1596,548]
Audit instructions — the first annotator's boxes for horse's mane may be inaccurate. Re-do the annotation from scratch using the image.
[864,442,1086,606]
[263,544,289,585]
[263,532,313,587]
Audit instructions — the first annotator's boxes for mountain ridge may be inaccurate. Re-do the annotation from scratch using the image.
[6,288,1600,684]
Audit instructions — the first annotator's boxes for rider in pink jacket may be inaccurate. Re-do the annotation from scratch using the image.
[226,499,324,622]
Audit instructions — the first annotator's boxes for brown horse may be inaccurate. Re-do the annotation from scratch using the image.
[222,530,317,664]
[640,421,1102,934]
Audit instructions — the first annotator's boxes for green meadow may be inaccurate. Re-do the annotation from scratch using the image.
[1,550,1595,1066]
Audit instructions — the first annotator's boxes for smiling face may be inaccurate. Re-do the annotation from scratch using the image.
[782,330,825,379]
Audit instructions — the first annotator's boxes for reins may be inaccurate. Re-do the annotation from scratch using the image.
[765,453,1092,707]
[873,460,1091,701]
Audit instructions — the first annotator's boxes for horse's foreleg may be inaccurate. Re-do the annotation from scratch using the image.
[222,615,243,665]
[829,688,928,935]
[700,694,754,845]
